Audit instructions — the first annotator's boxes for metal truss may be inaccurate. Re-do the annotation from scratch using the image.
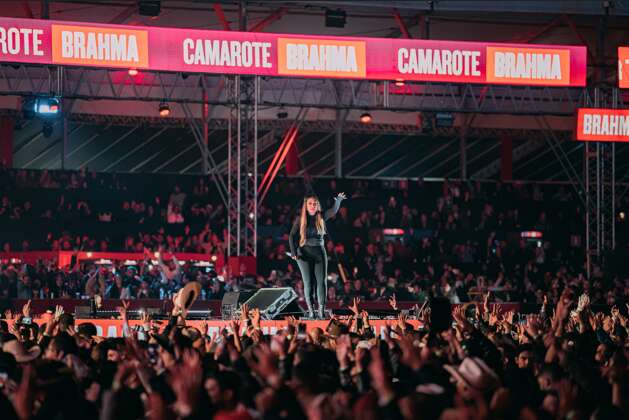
[470,138,546,180]
[0,63,613,116]
[584,88,616,277]
[181,102,229,208]
[227,76,258,258]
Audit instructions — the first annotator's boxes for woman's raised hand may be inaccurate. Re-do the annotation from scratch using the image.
[336,192,347,200]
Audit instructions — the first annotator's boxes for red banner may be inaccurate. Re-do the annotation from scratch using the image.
[0,17,587,86]
[576,108,629,142]
[10,318,420,338]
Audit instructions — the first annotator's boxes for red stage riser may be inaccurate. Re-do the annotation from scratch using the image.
[8,319,423,338]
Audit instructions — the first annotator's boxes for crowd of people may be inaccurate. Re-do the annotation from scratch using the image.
[0,165,628,419]
[0,288,627,419]
[1,165,628,308]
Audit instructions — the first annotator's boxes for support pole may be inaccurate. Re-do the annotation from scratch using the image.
[459,136,467,180]
[41,0,49,19]
[62,117,68,169]
[0,117,14,168]
[202,88,209,174]
[500,135,513,181]
[228,1,258,263]
[335,109,342,177]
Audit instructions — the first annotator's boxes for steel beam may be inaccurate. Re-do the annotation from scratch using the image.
[392,8,412,39]
[248,7,287,32]
[213,3,232,30]
[0,64,603,116]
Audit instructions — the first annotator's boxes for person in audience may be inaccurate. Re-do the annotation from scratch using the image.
[0,291,625,419]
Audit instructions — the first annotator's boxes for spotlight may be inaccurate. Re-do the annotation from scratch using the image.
[33,97,61,115]
[325,8,346,28]
[359,112,372,124]
[158,102,170,117]
[277,107,288,119]
[394,78,405,87]
[128,68,138,76]
[138,0,161,17]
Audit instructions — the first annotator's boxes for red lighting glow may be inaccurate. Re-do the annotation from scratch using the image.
[521,231,543,239]
[383,228,405,235]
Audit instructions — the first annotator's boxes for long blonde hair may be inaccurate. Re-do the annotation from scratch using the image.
[299,195,325,247]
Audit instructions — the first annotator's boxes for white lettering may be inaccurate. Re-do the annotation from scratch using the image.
[396,48,481,77]
[7,28,20,54]
[284,42,359,73]
[592,115,601,135]
[0,27,44,57]
[126,35,139,62]
[583,114,592,135]
[59,31,140,63]
[33,29,43,56]
[183,38,194,64]
[494,51,563,80]
[61,30,73,57]
[109,34,125,61]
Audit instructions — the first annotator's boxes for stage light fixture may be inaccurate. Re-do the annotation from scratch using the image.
[128,68,138,76]
[435,112,454,128]
[277,107,288,119]
[138,0,161,17]
[394,78,405,87]
[360,112,372,124]
[158,102,170,117]
[325,9,346,28]
[33,97,61,115]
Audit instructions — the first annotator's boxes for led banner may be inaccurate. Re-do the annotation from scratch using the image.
[576,108,629,142]
[619,47,629,88]
[0,16,587,86]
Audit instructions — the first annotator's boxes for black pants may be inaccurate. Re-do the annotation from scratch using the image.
[296,245,328,313]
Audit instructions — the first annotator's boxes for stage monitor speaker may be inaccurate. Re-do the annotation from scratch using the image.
[221,290,256,320]
[243,287,303,320]
[75,306,93,318]
[430,297,452,332]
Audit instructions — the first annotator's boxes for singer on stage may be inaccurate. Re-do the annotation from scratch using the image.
[289,192,346,319]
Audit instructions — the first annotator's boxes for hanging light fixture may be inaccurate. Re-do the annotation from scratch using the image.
[158,102,170,117]
[359,112,372,124]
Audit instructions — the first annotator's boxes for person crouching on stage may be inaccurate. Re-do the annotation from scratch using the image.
[289,192,346,319]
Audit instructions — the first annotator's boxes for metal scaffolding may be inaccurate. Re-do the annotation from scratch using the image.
[227,75,258,258]
[585,88,616,277]
[0,64,614,116]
